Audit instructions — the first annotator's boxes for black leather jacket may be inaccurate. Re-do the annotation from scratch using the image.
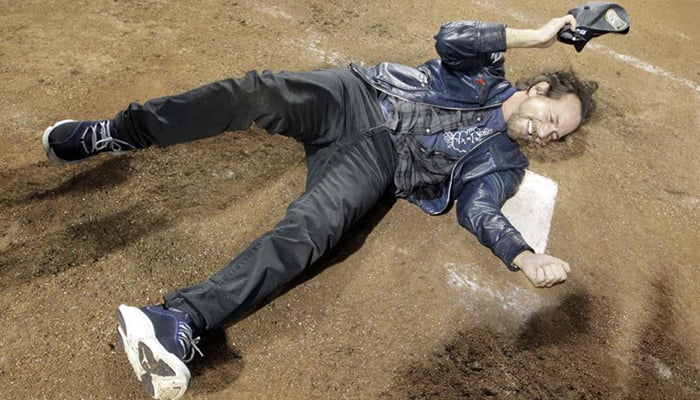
[351,20,533,269]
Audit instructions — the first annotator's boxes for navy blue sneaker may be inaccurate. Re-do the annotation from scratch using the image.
[117,304,203,400]
[42,119,135,164]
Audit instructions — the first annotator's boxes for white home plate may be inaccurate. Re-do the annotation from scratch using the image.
[500,170,558,254]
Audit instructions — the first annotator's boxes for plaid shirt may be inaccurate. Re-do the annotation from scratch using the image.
[381,94,505,199]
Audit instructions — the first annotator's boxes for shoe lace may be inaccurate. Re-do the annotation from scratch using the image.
[178,321,204,363]
[81,120,134,153]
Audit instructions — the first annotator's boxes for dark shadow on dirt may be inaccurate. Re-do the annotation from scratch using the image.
[189,329,245,396]
[0,157,145,286]
[0,156,173,288]
[383,285,700,400]
[381,290,616,400]
[0,135,304,289]
[628,277,700,400]
[515,291,592,350]
[0,204,171,288]
[0,157,132,206]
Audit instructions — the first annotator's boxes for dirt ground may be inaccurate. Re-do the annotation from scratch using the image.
[1,0,698,399]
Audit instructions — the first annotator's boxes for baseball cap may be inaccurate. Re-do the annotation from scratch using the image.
[557,2,631,52]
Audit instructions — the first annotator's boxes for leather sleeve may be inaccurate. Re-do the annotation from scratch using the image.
[434,20,507,70]
[455,168,533,270]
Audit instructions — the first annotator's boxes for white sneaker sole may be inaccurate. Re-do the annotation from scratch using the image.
[116,305,191,400]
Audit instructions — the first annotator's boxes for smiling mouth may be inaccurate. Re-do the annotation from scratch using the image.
[527,119,534,138]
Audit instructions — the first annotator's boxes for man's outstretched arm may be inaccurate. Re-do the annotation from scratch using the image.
[506,15,577,49]
[456,170,572,289]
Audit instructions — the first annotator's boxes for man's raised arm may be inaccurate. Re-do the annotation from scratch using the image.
[506,15,577,49]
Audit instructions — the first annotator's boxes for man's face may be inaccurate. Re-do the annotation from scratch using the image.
[506,84,583,145]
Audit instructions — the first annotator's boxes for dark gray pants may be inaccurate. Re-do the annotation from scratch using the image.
[115,69,397,331]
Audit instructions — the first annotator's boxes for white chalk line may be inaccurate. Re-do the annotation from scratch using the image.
[588,43,700,95]
[446,263,544,319]
[258,5,293,20]
[255,3,349,66]
[302,30,348,66]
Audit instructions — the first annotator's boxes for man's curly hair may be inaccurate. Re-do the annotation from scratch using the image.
[515,69,598,125]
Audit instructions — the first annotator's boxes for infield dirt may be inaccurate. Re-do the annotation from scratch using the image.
[1,1,698,399]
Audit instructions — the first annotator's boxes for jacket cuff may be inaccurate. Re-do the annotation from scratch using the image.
[491,231,533,271]
[478,22,507,54]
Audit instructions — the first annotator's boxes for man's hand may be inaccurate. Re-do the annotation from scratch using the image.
[513,250,571,288]
[506,15,578,49]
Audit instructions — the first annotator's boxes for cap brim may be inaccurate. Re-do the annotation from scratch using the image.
[574,41,588,52]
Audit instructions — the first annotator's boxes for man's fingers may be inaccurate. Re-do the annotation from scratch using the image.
[536,267,546,287]
[543,264,558,287]
[520,255,571,288]
[541,264,569,287]
[542,265,551,287]
[550,15,577,32]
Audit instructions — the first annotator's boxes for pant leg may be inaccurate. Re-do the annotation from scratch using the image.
[159,68,393,330]
[113,69,380,148]
[163,126,397,330]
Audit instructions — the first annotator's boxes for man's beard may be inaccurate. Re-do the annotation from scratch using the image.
[505,112,529,144]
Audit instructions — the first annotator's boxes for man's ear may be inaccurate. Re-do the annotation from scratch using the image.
[527,81,550,97]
